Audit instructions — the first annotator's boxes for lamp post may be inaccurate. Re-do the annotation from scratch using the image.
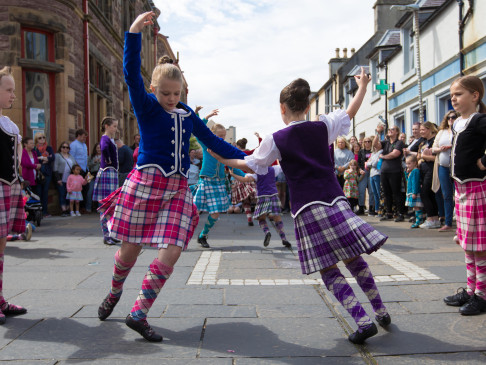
[391,4,423,123]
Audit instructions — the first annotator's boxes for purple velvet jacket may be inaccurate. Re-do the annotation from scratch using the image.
[273,121,345,216]
[100,135,118,170]
[256,166,278,197]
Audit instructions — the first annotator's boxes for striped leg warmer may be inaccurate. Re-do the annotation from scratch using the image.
[200,215,218,237]
[109,250,136,300]
[466,253,476,296]
[475,257,486,299]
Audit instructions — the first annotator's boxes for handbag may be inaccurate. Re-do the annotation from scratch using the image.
[36,170,46,185]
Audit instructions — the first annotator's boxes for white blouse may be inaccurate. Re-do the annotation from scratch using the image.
[0,115,22,143]
[245,109,351,174]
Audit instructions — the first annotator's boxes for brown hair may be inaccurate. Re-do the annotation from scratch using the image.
[451,75,486,113]
[279,78,310,113]
[22,136,33,147]
[236,138,247,149]
[439,110,459,131]
[406,154,418,164]
[421,121,438,135]
[101,116,117,133]
[0,66,13,85]
[151,56,182,87]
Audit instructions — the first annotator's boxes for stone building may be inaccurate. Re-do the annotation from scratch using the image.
[0,0,188,151]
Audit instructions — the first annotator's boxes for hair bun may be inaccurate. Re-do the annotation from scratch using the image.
[158,56,174,65]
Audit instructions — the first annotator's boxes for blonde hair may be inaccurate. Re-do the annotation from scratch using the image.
[421,121,438,135]
[151,56,182,87]
[336,136,350,150]
[34,133,46,144]
[211,123,225,133]
[0,66,13,85]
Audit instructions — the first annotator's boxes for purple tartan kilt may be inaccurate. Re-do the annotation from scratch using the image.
[93,168,118,202]
[253,194,281,219]
[294,199,387,274]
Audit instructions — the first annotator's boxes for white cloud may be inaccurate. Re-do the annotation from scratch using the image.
[153,0,375,148]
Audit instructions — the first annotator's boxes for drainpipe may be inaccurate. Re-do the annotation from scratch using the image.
[154,27,158,68]
[83,0,90,146]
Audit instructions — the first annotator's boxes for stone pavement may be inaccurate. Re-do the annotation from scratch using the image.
[1,211,486,364]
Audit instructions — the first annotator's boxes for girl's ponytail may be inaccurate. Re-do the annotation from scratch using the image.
[479,100,486,114]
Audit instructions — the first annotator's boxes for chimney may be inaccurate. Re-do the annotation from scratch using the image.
[351,48,356,56]
[343,48,348,58]
[335,48,340,58]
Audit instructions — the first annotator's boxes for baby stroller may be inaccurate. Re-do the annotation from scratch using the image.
[24,184,43,227]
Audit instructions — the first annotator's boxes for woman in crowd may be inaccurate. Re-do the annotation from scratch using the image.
[432,111,458,232]
[417,122,441,229]
[53,142,77,216]
[334,137,354,188]
[33,133,55,217]
[358,137,375,215]
[86,143,102,213]
[21,137,40,188]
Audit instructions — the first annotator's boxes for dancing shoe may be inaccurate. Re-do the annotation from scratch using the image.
[198,236,210,248]
[98,294,120,321]
[459,294,486,316]
[125,314,163,342]
[248,221,254,226]
[443,287,471,307]
[376,313,391,328]
[263,232,271,247]
[282,240,291,248]
[103,237,117,246]
[348,323,378,344]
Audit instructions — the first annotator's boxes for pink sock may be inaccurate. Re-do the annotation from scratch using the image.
[109,250,136,299]
[130,258,173,321]
[475,257,486,299]
[466,253,476,296]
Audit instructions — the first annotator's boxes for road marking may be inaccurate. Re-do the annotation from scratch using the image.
[186,249,440,285]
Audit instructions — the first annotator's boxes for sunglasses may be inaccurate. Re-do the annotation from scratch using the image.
[448,115,457,120]
[61,146,70,149]
[38,136,46,139]
[364,140,372,143]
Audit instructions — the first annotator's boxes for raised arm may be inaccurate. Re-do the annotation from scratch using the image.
[346,67,371,120]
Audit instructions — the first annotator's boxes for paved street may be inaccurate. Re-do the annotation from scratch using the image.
[1,211,486,364]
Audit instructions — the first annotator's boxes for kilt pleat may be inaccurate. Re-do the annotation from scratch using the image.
[253,194,281,218]
[455,180,486,251]
[231,181,256,205]
[294,199,387,274]
[98,167,198,249]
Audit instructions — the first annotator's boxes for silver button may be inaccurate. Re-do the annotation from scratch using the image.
[171,153,175,157]
[171,165,174,169]
[11,137,14,141]
[171,127,175,131]
[182,154,185,158]
[183,129,186,133]
[171,140,175,144]
[181,168,184,171]
[182,142,185,146]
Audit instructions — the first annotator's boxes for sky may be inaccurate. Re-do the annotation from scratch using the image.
[153,0,376,148]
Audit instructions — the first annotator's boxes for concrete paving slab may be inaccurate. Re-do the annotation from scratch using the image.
[58,359,233,365]
[163,304,257,318]
[256,304,334,318]
[375,352,486,364]
[366,314,486,355]
[225,287,324,305]
[236,357,365,364]
[200,318,357,358]
[0,317,204,360]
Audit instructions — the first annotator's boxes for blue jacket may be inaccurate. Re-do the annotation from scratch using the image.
[124,32,245,177]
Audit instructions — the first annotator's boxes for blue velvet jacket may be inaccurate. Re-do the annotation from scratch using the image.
[124,32,245,177]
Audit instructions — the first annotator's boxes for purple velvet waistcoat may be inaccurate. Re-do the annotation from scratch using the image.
[256,165,277,197]
[273,121,345,216]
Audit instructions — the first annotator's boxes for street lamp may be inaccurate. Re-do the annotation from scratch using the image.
[391,4,423,123]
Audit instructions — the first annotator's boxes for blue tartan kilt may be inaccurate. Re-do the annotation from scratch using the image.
[193,176,229,214]
[93,168,118,202]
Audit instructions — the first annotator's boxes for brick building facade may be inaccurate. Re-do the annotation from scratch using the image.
[0,0,188,152]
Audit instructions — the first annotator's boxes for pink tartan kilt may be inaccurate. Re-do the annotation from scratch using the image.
[231,180,256,205]
[0,181,26,237]
[98,167,199,250]
[455,180,486,251]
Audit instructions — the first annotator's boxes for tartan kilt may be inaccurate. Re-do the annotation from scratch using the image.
[253,194,281,219]
[0,181,26,237]
[231,180,256,205]
[294,199,387,274]
[93,168,119,202]
[98,167,198,250]
[193,177,229,213]
[455,180,486,251]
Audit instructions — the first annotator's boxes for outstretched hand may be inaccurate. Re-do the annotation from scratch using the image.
[195,105,203,114]
[130,12,155,33]
[205,109,219,120]
[354,67,371,89]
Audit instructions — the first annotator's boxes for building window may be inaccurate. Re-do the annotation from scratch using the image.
[437,92,453,122]
[89,56,111,95]
[394,113,405,133]
[22,28,54,62]
[122,1,135,35]
[403,21,415,75]
[93,0,111,20]
[315,95,319,116]
[325,87,332,113]
[370,58,379,97]
[411,104,427,125]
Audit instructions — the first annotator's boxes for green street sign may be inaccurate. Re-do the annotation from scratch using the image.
[375,79,390,95]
